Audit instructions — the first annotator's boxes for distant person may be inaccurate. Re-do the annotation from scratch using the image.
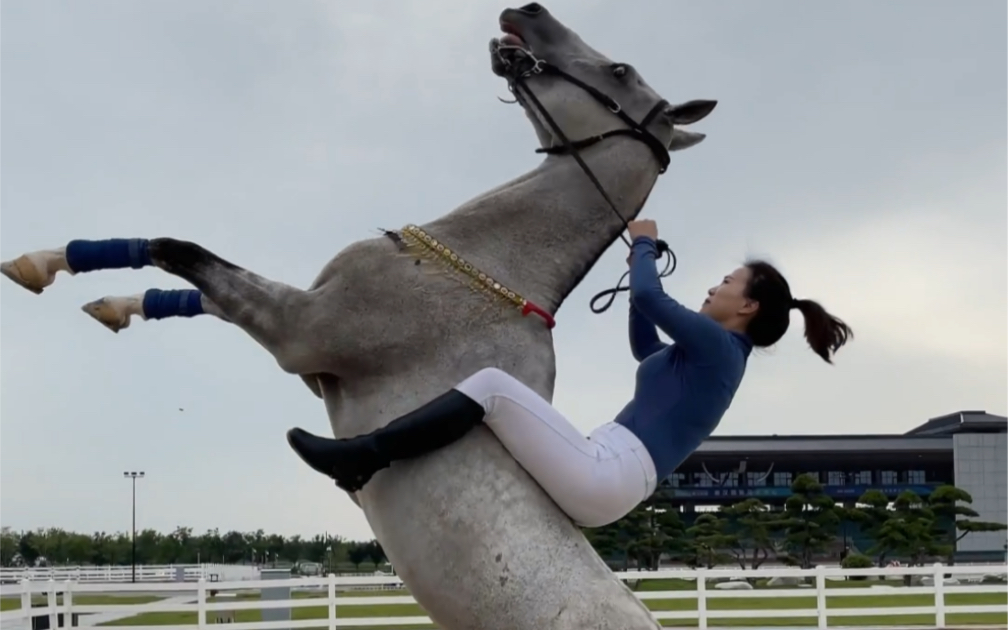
[287,219,853,527]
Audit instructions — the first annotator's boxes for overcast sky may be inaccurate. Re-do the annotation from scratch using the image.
[1,0,1005,543]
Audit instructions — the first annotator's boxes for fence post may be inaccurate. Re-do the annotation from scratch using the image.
[328,573,337,630]
[695,568,707,630]
[20,578,31,622]
[815,565,827,629]
[260,568,292,630]
[46,579,58,630]
[62,580,74,629]
[197,577,207,630]
[933,562,946,628]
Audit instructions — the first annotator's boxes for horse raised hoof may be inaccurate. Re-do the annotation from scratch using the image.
[81,297,138,333]
[0,253,57,295]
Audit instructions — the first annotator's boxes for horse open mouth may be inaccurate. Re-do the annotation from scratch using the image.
[499,20,530,50]
[490,22,534,78]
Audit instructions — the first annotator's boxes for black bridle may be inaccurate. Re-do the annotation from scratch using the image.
[496,46,678,315]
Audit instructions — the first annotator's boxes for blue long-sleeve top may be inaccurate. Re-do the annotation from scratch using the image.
[613,236,753,482]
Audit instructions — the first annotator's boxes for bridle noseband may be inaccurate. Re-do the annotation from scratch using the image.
[496,46,678,315]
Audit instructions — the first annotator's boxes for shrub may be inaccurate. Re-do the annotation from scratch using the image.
[841,553,874,581]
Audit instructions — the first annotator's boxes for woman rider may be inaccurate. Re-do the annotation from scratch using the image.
[286,219,853,528]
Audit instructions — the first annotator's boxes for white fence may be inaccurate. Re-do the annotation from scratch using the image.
[0,563,1005,629]
[0,565,228,584]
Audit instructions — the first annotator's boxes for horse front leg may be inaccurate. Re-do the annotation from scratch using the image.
[1,238,324,376]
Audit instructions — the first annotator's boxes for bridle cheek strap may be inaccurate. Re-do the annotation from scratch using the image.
[505,58,679,315]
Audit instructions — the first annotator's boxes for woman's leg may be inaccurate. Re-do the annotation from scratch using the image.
[455,368,650,526]
[287,367,651,525]
[287,385,486,492]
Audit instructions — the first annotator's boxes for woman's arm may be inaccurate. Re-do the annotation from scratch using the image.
[628,236,731,360]
[629,301,668,361]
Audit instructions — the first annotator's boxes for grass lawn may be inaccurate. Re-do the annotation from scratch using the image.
[87,581,1006,630]
[0,595,163,612]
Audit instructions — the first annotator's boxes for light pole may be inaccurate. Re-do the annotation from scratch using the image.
[123,471,145,583]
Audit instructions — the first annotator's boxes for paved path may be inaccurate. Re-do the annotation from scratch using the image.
[80,594,196,626]
[1,594,196,630]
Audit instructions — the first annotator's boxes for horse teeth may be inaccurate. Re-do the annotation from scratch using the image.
[499,32,527,50]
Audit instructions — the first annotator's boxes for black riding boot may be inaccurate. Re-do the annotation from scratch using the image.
[286,389,486,492]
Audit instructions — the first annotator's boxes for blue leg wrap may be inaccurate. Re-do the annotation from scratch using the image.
[142,289,205,320]
[65,239,151,273]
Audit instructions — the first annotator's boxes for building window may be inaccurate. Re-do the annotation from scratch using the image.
[693,473,713,488]
[724,473,739,487]
[853,470,871,485]
[828,471,846,486]
[906,470,925,484]
[747,472,768,487]
[880,470,898,485]
[773,472,792,487]
[668,473,685,488]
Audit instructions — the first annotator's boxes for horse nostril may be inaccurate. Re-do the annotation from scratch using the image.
[518,3,543,15]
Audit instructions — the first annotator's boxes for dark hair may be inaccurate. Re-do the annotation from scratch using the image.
[743,260,853,364]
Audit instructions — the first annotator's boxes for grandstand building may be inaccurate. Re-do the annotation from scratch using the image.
[661,410,1007,560]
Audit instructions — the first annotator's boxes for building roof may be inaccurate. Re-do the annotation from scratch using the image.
[903,410,1007,436]
[687,411,1005,458]
[694,434,951,456]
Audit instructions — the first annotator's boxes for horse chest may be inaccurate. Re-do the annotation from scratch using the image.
[308,236,548,373]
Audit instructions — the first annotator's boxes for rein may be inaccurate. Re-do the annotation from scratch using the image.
[497,46,679,315]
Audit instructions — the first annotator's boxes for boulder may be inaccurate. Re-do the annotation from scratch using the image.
[921,576,959,586]
[714,580,753,590]
[766,576,804,587]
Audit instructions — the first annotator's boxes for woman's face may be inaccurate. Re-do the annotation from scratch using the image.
[700,266,756,322]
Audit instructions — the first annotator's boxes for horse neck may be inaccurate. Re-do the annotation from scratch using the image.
[428,136,663,313]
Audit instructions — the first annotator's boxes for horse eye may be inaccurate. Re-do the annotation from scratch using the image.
[612,64,627,78]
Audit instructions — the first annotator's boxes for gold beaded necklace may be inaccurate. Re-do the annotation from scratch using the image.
[398,224,555,329]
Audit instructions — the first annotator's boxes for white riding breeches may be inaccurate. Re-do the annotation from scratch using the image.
[455,367,658,528]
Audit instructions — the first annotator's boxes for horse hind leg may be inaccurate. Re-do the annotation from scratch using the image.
[81,288,229,333]
[146,237,323,374]
[83,284,326,402]
[1,239,153,294]
[2,237,328,377]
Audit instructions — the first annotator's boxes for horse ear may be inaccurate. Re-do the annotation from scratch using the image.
[664,99,717,125]
[668,129,706,152]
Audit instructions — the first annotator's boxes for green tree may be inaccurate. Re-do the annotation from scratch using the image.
[627,493,689,570]
[685,513,733,569]
[346,542,370,570]
[365,540,386,567]
[18,531,40,566]
[199,528,225,563]
[778,474,841,569]
[582,504,650,571]
[720,498,781,571]
[582,522,622,565]
[0,527,18,566]
[61,531,94,565]
[848,489,894,567]
[0,526,386,569]
[874,491,951,585]
[928,485,1008,564]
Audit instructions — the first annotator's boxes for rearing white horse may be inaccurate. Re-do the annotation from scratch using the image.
[2,5,716,628]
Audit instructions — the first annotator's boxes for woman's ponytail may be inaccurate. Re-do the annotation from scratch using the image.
[792,298,853,364]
